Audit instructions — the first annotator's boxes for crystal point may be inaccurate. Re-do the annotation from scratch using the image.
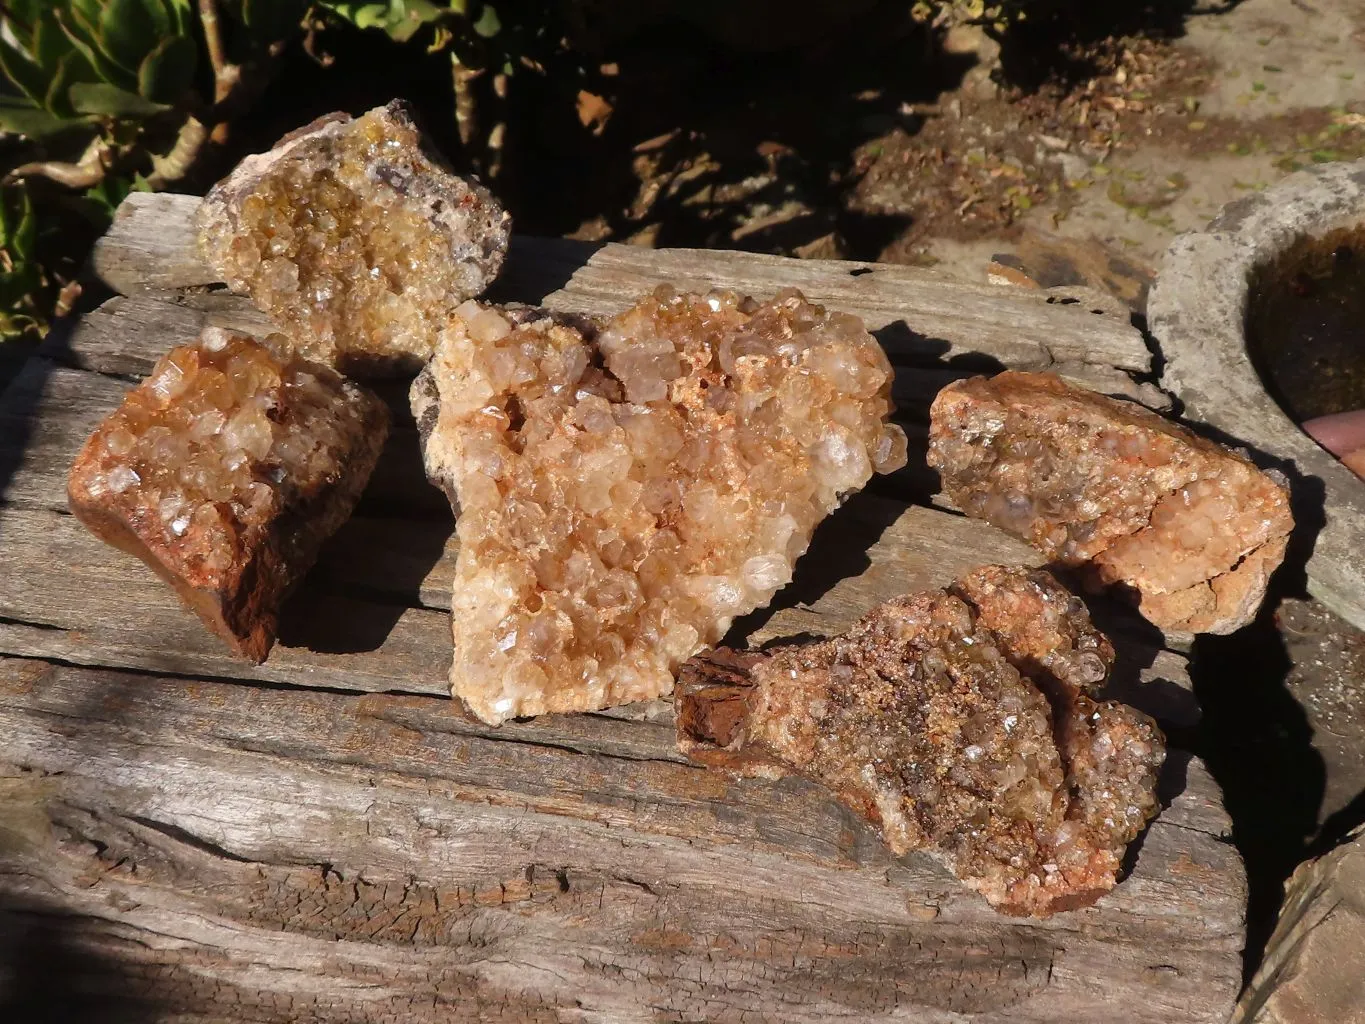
[68,329,389,661]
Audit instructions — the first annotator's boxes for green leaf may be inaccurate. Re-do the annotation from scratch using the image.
[0,95,83,136]
[325,2,397,29]
[70,81,168,117]
[32,10,72,76]
[100,0,160,75]
[70,0,106,34]
[0,9,35,54]
[0,186,12,244]
[10,186,36,262]
[142,0,173,39]
[137,33,195,103]
[45,50,95,117]
[0,36,50,107]
[164,0,193,35]
[84,173,136,218]
[0,185,36,263]
[321,0,442,38]
[471,3,500,38]
[56,9,139,92]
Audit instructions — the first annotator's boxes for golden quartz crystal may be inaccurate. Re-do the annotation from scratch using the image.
[197,100,510,376]
[929,371,1293,634]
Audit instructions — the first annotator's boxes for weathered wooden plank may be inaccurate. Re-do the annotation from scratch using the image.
[0,655,1242,1023]
[0,331,1194,723]
[0,492,1197,728]
[535,245,1151,371]
[92,190,209,291]
[0,504,450,693]
[91,192,1153,374]
[0,359,448,516]
[48,290,1163,421]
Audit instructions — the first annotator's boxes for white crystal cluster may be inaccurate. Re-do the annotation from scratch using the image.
[413,286,908,724]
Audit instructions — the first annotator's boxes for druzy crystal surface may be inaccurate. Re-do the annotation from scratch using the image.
[677,565,1165,917]
[197,100,510,376]
[412,288,908,725]
[928,371,1294,634]
[68,328,388,661]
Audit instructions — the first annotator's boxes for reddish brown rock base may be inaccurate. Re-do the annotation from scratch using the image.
[677,565,1165,917]
[928,370,1293,634]
[67,328,388,661]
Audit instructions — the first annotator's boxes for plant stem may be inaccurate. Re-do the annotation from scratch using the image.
[453,60,481,150]
[198,0,231,101]
[4,136,111,188]
[197,0,239,142]
[146,117,208,189]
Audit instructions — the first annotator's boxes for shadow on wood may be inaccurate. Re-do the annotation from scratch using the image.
[1191,597,1324,982]
[0,901,167,1024]
[725,488,907,648]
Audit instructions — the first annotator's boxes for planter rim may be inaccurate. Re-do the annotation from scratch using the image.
[1148,158,1365,630]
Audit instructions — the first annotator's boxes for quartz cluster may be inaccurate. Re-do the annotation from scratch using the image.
[413,288,908,725]
[68,328,388,661]
[197,100,510,376]
[676,565,1165,917]
[928,371,1294,634]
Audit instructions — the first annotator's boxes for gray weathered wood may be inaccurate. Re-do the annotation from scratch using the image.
[0,192,1243,1022]
[0,655,1241,1023]
[92,192,1155,376]
[0,332,1196,726]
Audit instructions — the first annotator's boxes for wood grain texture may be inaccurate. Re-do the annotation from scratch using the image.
[0,338,1195,727]
[92,192,1157,378]
[0,655,1241,1023]
[0,192,1243,1022]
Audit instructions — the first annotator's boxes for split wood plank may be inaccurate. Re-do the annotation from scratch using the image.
[48,287,1160,424]
[0,654,1242,1024]
[0,330,1195,726]
[92,192,1155,376]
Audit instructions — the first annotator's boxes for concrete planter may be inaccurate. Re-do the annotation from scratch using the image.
[1148,160,1365,631]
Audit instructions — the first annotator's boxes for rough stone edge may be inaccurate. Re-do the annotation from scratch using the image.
[1231,825,1365,1024]
[1147,159,1365,630]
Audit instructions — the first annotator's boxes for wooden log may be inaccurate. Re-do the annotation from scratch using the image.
[0,491,1197,728]
[0,655,1242,1023]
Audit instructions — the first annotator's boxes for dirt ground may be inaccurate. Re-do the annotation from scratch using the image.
[911,0,1365,289]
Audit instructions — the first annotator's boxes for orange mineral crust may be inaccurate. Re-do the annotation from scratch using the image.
[928,370,1293,634]
[677,566,1164,917]
[413,288,908,724]
[67,328,388,661]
